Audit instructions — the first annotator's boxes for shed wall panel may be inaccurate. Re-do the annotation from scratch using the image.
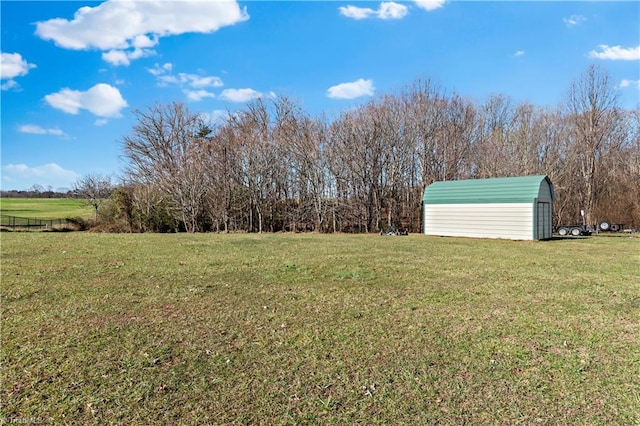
[537,181,553,202]
[424,203,534,240]
[536,202,552,240]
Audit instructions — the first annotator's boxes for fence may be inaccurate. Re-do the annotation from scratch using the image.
[0,214,75,231]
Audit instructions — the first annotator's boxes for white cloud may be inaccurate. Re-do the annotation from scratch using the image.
[619,79,640,90]
[35,0,249,65]
[149,64,223,102]
[186,89,216,102]
[219,88,270,102]
[132,34,157,49]
[339,2,408,20]
[378,2,409,19]
[201,109,231,125]
[149,67,273,104]
[18,124,67,137]
[413,0,446,11]
[339,5,376,20]
[101,50,130,66]
[514,50,525,57]
[327,78,375,99]
[588,45,640,61]
[563,14,586,27]
[1,52,36,90]
[149,62,173,76]
[1,80,19,91]
[175,73,224,89]
[1,163,79,191]
[212,109,231,123]
[102,47,155,66]
[44,83,128,117]
[1,52,37,79]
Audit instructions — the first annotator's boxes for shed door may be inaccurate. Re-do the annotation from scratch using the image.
[536,202,552,240]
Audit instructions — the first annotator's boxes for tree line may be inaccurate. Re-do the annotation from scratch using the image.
[1,187,73,199]
[91,64,638,233]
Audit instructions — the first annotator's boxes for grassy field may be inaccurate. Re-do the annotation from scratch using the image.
[1,232,638,424]
[0,198,93,219]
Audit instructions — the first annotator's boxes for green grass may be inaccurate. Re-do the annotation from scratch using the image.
[0,198,93,219]
[2,233,639,424]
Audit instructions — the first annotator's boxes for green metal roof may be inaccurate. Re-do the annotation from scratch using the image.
[423,175,553,204]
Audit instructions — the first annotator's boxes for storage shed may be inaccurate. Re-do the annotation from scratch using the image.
[423,175,554,240]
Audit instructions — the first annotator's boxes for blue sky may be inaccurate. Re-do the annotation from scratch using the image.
[1,0,638,191]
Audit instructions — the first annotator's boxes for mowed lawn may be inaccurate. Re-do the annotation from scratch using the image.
[2,232,638,424]
[0,198,93,219]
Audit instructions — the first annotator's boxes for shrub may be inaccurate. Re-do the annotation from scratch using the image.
[64,216,89,231]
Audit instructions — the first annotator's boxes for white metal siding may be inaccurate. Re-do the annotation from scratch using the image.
[424,203,534,240]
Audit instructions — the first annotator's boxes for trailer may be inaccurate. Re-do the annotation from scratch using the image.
[555,220,630,236]
[555,224,592,236]
[596,221,627,232]
[556,209,593,236]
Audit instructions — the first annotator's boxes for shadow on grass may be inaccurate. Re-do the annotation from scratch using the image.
[548,236,589,241]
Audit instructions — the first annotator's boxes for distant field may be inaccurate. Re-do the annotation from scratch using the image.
[0,198,93,219]
[2,233,639,424]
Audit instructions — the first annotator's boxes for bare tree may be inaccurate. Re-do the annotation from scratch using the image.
[275,97,329,231]
[533,109,576,225]
[595,107,640,228]
[202,121,241,232]
[474,95,517,177]
[436,95,477,180]
[230,99,274,233]
[327,104,387,232]
[121,102,211,232]
[564,64,625,225]
[73,173,113,220]
[403,79,447,188]
[129,182,176,232]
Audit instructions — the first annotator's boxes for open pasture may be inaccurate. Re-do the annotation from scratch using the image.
[0,198,93,220]
[1,232,638,424]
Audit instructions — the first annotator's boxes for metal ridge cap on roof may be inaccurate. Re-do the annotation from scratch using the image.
[427,175,548,186]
